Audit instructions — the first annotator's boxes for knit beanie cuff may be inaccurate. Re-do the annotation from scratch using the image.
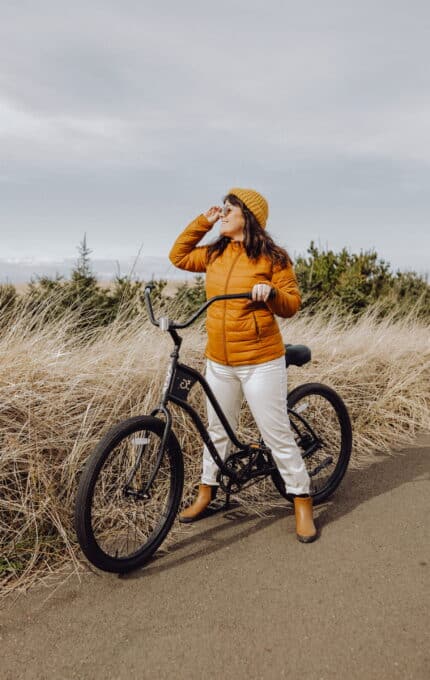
[227,187,269,228]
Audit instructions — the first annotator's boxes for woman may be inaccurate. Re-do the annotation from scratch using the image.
[169,187,317,542]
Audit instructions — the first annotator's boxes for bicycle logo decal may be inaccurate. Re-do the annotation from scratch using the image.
[171,368,198,401]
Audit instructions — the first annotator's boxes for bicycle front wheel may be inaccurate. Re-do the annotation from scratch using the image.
[271,382,352,505]
[75,416,184,573]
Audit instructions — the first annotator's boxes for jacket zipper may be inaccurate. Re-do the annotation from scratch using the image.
[252,312,261,341]
[222,251,242,364]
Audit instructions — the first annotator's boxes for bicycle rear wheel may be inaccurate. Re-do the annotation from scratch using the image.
[271,382,352,505]
[75,416,184,573]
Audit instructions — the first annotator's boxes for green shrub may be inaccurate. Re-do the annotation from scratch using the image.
[0,283,19,326]
[295,242,429,319]
[1,238,428,328]
[169,275,206,319]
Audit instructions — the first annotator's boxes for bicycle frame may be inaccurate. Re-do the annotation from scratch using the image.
[141,285,277,495]
[150,341,252,483]
[74,283,352,574]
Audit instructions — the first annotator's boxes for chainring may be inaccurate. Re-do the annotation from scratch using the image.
[217,445,275,494]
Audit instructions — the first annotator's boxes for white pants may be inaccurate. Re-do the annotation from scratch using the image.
[201,356,310,495]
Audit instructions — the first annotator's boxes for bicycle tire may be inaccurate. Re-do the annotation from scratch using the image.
[271,382,352,505]
[75,415,184,573]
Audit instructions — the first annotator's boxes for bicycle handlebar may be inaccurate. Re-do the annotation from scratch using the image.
[144,283,275,330]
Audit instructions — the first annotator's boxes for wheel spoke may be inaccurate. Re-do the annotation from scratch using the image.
[75,416,183,572]
[271,383,352,504]
[90,429,170,559]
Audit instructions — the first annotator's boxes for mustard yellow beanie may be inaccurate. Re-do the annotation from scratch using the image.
[227,187,269,229]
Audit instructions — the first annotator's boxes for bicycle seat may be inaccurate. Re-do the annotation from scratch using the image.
[284,344,311,367]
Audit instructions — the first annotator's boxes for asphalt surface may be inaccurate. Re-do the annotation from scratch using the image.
[1,436,429,680]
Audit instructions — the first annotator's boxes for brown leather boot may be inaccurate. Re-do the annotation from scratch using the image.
[293,495,317,543]
[179,484,218,523]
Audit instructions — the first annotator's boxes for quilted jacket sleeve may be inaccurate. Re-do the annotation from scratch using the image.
[168,214,212,273]
[266,262,302,318]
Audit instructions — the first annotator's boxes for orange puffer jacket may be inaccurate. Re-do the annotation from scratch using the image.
[169,214,301,366]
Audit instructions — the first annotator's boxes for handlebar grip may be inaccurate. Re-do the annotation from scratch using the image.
[144,285,159,326]
[245,288,276,300]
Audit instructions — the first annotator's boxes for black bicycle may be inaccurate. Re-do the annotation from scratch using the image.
[75,285,352,573]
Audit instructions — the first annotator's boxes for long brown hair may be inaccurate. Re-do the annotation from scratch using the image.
[206,193,292,268]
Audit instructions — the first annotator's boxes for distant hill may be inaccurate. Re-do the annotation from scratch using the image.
[0,256,197,284]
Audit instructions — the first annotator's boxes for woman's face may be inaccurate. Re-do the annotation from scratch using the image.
[219,200,245,241]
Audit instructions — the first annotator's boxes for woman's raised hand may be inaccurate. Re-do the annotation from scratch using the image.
[204,206,223,226]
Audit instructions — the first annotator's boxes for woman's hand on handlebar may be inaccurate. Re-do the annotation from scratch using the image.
[204,206,223,225]
[252,283,273,302]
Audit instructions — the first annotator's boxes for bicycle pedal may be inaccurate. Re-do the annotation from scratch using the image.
[206,498,231,513]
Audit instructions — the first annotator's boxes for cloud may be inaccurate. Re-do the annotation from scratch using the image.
[0,1,429,271]
[2,1,429,163]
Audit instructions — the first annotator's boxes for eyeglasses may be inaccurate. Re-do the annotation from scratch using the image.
[221,204,234,216]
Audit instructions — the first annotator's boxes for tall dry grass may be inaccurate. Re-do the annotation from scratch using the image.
[0,302,429,596]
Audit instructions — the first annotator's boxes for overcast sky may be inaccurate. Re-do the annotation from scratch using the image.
[1,1,429,276]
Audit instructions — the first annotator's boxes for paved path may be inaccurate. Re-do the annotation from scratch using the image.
[1,437,429,679]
